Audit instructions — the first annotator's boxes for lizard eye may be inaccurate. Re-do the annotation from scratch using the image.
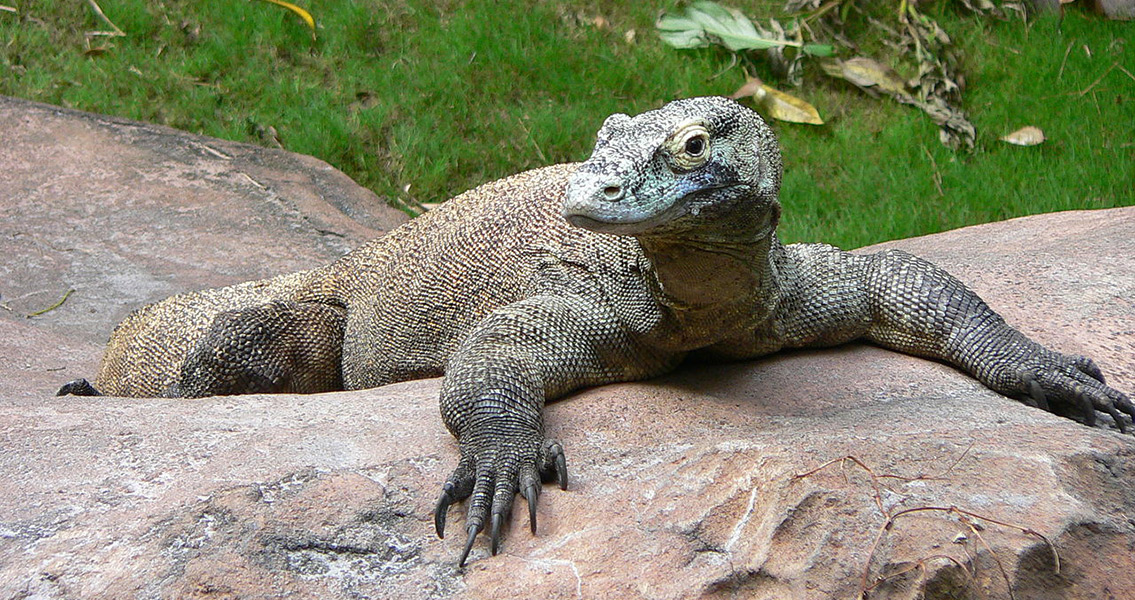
[684,135,706,157]
[664,121,712,171]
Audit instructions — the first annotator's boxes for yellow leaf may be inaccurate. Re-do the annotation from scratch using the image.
[256,0,315,33]
[757,85,824,124]
[1000,126,1045,146]
[732,76,823,125]
[821,57,909,99]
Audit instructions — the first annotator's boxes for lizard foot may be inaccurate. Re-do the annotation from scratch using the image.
[56,378,102,396]
[434,436,567,567]
[1016,354,1135,432]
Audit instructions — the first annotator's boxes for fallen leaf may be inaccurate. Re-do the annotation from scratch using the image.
[1000,126,1045,146]
[802,43,835,57]
[732,76,823,125]
[591,16,609,29]
[256,0,316,34]
[821,57,910,98]
[757,85,824,124]
[624,29,636,44]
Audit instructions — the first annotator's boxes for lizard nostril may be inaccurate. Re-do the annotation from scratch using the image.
[602,185,623,202]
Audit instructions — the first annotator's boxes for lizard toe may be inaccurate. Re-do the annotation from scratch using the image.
[1017,356,1132,433]
[56,378,101,397]
[541,439,569,490]
[442,433,568,565]
[489,474,519,556]
[434,460,475,539]
[1074,355,1106,384]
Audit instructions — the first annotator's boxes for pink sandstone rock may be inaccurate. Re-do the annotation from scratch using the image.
[1,97,1132,599]
[1093,0,1135,19]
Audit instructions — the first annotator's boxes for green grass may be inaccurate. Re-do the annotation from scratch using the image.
[2,1,1132,248]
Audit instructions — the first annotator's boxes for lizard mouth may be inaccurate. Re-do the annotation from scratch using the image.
[563,182,747,236]
[564,198,689,236]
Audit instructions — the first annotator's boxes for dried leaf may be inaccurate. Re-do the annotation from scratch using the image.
[83,45,113,57]
[821,57,910,98]
[758,85,824,124]
[1000,126,1045,146]
[732,76,823,125]
[624,29,636,44]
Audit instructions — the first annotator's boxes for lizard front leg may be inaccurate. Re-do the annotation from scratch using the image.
[433,293,672,566]
[862,248,1135,429]
[775,243,1134,430]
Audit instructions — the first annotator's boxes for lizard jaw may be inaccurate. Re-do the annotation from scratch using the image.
[563,179,747,237]
[563,195,689,236]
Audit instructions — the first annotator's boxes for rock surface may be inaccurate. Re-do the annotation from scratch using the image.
[1,97,1133,599]
[1092,0,1135,19]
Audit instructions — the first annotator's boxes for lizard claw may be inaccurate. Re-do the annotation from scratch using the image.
[543,439,569,490]
[490,512,504,555]
[436,435,569,566]
[521,483,539,534]
[434,481,459,539]
[459,523,480,568]
[1014,353,1132,433]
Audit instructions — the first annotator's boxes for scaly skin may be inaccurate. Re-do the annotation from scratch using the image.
[59,97,1134,566]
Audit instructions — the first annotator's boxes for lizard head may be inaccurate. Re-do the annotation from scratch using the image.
[564,97,782,242]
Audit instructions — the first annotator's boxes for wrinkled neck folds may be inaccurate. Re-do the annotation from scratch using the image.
[637,229,778,312]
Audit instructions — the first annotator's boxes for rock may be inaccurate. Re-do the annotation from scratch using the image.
[1092,0,1135,19]
[0,95,408,392]
[2,98,1133,599]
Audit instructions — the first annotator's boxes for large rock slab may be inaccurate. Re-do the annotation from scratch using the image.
[0,96,408,398]
[1,98,1133,599]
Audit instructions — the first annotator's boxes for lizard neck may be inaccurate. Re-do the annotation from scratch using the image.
[638,234,778,309]
[635,232,783,351]
[635,196,783,313]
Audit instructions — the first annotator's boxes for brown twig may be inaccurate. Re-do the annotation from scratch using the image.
[922,145,944,198]
[1116,63,1135,83]
[1057,41,1074,82]
[960,513,1016,600]
[794,448,1058,599]
[85,0,125,37]
[860,553,973,596]
[857,505,1054,599]
[793,454,888,514]
[1077,62,1117,98]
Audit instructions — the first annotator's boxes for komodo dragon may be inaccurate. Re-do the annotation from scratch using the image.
[60,96,1134,566]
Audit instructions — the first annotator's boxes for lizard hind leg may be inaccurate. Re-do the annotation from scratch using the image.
[164,300,346,398]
